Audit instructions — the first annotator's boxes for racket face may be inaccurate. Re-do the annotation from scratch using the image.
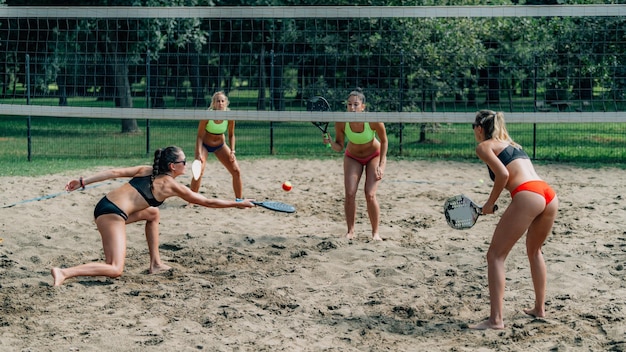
[444,194,481,229]
[191,159,202,180]
[253,201,296,213]
[312,121,329,133]
[308,96,331,112]
[308,96,331,147]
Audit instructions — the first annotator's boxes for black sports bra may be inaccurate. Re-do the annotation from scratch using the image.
[488,145,530,181]
[129,176,164,207]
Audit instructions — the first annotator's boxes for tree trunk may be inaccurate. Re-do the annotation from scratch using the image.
[114,57,138,133]
[189,51,205,108]
[486,66,500,104]
[257,46,267,111]
[272,59,285,111]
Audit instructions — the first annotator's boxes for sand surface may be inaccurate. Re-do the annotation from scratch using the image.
[1,158,625,351]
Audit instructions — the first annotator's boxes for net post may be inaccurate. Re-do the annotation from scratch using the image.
[399,50,405,156]
[269,50,275,155]
[26,54,32,162]
[145,50,151,156]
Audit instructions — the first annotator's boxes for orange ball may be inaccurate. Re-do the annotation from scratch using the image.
[282,181,292,191]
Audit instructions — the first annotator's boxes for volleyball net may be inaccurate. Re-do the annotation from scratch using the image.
[0,5,625,161]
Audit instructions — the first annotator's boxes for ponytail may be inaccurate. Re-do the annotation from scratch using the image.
[152,148,163,186]
[151,146,183,189]
[474,110,520,148]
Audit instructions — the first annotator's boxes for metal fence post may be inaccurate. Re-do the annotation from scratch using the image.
[269,50,275,155]
[399,50,404,156]
[26,54,32,162]
[146,50,151,156]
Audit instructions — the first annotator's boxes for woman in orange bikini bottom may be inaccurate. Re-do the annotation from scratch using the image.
[344,149,380,166]
[510,180,556,205]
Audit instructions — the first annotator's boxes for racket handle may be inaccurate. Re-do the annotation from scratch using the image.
[480,204,498,215]
[324,133,331,148]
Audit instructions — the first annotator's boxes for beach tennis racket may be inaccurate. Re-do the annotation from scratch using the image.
[312,121,331,148]
[308,96,331,148]
[191,159,202,180]
[252,200,296,213]
[443,194,497,230]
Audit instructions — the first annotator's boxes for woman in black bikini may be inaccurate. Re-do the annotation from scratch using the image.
[51,146,254,286]
[470,110,558,330]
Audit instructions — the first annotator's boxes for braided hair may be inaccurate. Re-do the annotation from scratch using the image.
[152,146,183,188]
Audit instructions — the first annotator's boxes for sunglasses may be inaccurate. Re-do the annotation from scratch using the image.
[172,159,187,165]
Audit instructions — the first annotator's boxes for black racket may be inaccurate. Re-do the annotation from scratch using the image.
[308,96,331,148]
[252,201,296,213]
[443,194,497,230]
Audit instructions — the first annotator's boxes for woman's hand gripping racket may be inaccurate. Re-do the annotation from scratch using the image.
[252,200,296,213]
[443,194,498,230]
[308,96,331,148]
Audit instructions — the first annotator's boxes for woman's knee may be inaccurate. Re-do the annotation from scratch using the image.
[486,245,509,264]
[364,192,377,204]
[144,207,160,222]
[526,247,544,260]
[110,266,124,278]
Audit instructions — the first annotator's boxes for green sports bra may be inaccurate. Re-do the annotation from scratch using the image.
[345,123,376,145]
[206,120,228,135]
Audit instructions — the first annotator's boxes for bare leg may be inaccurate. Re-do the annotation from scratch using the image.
[343,156,363,240]
[215,145,243,199]
[469,193,544,330]
[524,196,558,318]
[364,156,382,241]
[127,207,171,274]
[51,214,127,286]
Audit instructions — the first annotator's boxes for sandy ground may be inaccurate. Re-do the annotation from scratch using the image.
[0,158,625,351]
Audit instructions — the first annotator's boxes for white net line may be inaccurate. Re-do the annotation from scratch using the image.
[1,5,625,124]
[2,105,625,124]
[0,5,624,18]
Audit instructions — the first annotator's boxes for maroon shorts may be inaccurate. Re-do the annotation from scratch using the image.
[344,149,380,166]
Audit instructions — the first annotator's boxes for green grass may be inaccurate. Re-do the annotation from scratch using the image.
[3,115,626,177]
[2,92,626,177]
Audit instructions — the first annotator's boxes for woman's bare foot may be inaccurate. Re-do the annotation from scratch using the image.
[345,232,355,240]
[149,262,172,274]
[51,267,65,287]
[372,233,382,241]
[523,308,545,318]
[469,319,505,330]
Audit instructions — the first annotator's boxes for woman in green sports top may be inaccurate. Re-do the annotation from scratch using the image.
[191,91,243,200]
[323,88,388,241]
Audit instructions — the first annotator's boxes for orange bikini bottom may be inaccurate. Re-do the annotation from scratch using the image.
[510,180,556,205]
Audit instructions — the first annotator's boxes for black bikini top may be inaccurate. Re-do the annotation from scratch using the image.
[488,145,530,181]
[129,175,164,207]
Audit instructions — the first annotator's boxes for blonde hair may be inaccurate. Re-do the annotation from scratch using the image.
[209,91,230,111]
[474,110,520,148]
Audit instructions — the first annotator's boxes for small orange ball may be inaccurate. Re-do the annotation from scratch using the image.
[282,181,292,191]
